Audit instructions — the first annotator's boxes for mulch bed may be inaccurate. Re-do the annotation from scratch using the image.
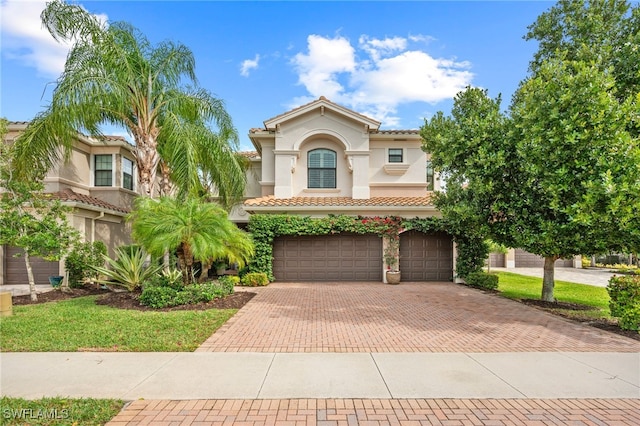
[521,298,639,341]
[11,284,255,311]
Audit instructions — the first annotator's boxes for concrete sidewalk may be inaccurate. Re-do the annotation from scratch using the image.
[1,352,638,400]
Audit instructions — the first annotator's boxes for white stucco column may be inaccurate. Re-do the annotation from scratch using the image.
[349,153,370,199]
[273,153,294,198]
[506,248,516,268]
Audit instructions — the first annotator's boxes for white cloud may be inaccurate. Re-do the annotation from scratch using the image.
[292,35,356,100]
[240,54,260,77]
[0,0,107,79]
[290,33,473,127]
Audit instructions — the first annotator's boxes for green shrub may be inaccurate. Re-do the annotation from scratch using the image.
[140,280,234,308]
[465,271,499,290]
[145,269,184,290]
[218,275,240,289]
[607,275,640,331]
[139,285,178,308]
[92,245,161,292]
[65,241,107,287]
[241,272,269,286]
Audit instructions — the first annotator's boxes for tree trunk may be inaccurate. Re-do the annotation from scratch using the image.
[590,255,596,267]
[133,130,160,198]
[60,270,72,293]
[541,256,557,302]
[24,251,38,302]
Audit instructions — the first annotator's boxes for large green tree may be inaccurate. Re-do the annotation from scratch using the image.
[130,196,254,286]
[422,1,640,302]
[12,0,245,204]
[508,58,639,301]
[526,0,639,102]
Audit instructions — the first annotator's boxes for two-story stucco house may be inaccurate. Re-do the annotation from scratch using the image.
[233,97,454,283]
[1,122,135,287]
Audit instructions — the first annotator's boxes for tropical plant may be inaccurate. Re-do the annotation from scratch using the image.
[11,0,245,205]
[92,245,161,292]
[130,196,254,286]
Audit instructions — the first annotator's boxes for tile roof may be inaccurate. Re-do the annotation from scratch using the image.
[49,188,130,214]
[375,129,421,135]
[238,151,260,158]
[244,195,435,208]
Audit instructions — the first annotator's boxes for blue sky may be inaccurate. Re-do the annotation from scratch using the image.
[1,1,554,151]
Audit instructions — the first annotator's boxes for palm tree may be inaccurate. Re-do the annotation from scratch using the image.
[130,196,254,286]
[12,0,245,204]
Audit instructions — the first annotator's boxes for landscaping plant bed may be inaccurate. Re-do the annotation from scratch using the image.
[11,283,255,311]
[521,298,639,341]
[95,290,255,311]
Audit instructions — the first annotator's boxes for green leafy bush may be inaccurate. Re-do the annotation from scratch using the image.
[92,245,161,292]
[139,285,178,308]
[241,272,269,286]
[465,271,499,290]
[218,275,240,288]
[140,279,235,308]
[65,241,107,287]
[607,275,640,331]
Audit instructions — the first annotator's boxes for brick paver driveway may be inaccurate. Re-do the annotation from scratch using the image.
[198,282,639,353]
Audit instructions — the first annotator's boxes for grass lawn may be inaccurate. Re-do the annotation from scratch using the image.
[0,397,123,426]
[0,296,236,352]
[495,271,611,320]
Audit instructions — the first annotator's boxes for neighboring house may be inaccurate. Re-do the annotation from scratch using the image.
[488,249,577,268]
[231,96,452,282]
[1,122,135,287]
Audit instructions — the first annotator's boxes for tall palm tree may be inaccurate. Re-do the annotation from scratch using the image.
[12,0,245,203]
[130,196,254,286]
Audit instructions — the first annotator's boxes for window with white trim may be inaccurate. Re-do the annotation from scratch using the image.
[94,154,113,186]
[388,148,403,163]
[308,149,336,188]
[122,157,134,191]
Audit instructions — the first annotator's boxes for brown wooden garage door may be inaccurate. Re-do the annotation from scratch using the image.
[272,234,382,281]
[399,230,453,281]
[3,245,59,285]
[514,249,573,267]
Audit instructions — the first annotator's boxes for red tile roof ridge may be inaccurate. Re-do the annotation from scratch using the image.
[50,188,130,214]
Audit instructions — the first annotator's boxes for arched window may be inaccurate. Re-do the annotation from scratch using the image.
[308,149,336,188]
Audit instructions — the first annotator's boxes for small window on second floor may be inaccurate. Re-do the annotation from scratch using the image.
[388,148,403,163]
[122,157,134,191]
[308,149,336,188]
[94,154,113,187]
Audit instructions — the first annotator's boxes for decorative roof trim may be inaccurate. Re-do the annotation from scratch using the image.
[263,96,381,131]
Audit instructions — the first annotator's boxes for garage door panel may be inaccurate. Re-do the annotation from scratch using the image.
[514,249,574,268]
[399,231,453,282]
[4,246,59,285]
[273,234,382,282]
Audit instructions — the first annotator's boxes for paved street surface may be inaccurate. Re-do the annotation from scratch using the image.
[491,267,617,287]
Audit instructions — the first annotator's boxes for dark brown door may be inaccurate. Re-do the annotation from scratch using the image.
[272,234,382,281]
[399,230,453,281]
